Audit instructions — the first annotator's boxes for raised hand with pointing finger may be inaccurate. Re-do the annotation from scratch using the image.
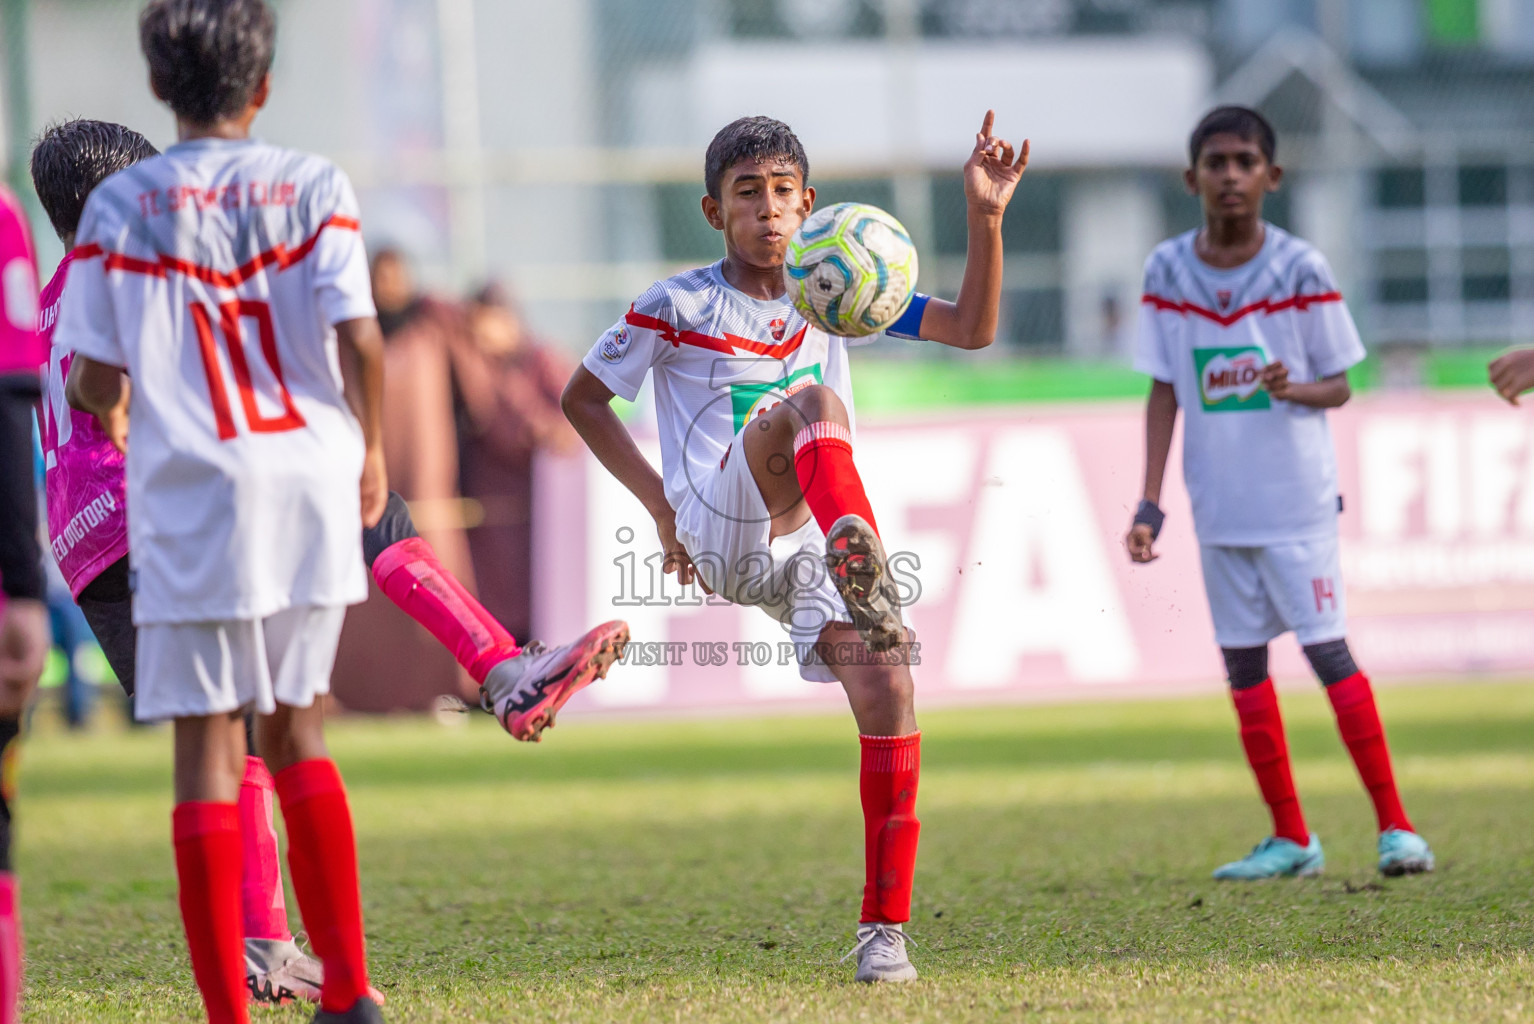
[964,109,1030,217]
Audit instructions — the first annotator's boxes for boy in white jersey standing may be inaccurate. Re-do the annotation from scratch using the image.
[60,2,384,1020]
[564,113,1028,981]
[31,117,626,1008]
[1126,106,1434,881]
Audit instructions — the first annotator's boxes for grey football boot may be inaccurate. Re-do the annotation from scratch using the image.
[479,621,629,740]
[245,938,323,1005]
[843,922,918,983]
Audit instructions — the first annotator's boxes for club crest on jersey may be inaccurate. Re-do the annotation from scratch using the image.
[1194,346,1270,411]
[1217,290,1232,310]
[769,318,787,342]
[600,324,631,362]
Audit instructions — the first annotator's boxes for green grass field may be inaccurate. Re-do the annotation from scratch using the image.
[16,681,1534,1023]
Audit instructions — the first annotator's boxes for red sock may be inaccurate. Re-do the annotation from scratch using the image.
[1327,673,1412,833]
[793,423,879,538]
[1230,681,1309,845]
[371,536,519,683]
[858,733,921,923]
[275,759,368,1013]
[0,873,20,1024]
[238,756,290,941]
[172,802,247,1024]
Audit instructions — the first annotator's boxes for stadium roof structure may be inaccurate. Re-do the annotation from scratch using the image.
[1215,28,1417,163]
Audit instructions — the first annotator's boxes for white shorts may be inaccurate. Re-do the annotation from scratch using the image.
[134,605,347,721]
[675,427,852,683]
[1199,538,1346,649]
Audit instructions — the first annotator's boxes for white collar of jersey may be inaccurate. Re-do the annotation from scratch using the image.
[166,136,262,154]
[1186,222,1277,279]
[708,260,794,313]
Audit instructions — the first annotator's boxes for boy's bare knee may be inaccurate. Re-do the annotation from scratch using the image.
[874,670,915,709]
[790,384,846,425]
[839,665,916,736]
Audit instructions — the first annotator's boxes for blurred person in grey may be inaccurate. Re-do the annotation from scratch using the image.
[449,285,577,642]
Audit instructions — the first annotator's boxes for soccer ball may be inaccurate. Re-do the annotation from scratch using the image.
[784,203,918,337]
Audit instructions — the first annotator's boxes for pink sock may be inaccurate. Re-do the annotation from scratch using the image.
[0,873,19,1024]
[371,537,519,683]
[238,756,290,942]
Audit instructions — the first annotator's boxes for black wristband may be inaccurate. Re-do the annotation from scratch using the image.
[1133,499,1165,541]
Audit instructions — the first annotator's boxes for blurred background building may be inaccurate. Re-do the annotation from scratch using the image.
[3,0,1532,360]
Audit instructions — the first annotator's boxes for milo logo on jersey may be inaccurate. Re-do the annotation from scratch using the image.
[1194,346,1271,412]
[731,365,823,432]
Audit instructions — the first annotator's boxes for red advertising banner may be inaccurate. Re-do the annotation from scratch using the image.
[533,392,1534,713]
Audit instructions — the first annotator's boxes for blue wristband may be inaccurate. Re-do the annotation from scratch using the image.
[885,293,931,340]
[1133,499,1165,541]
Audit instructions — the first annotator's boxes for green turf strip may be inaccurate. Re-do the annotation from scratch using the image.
[847,348,1512,414]
[17,681,1534,1022]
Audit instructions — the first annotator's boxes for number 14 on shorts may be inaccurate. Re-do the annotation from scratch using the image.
[1312,577,1337,612]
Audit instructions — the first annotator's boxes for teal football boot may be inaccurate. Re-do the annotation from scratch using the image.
[1377,828,1435,876]
[1213,834,1324,880]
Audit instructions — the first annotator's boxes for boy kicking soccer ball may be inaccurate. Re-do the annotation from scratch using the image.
[59,1,392,1019]
[564,112,1027,980]
[1126,106,1434,881]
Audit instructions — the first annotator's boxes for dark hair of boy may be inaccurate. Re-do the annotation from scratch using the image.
[704,116,810,200]
[30,120,160,241]
[1188,105,1276,166]
[139,0,276,126]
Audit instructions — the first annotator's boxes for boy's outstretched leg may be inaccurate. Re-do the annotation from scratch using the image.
[830,626,920,983]
[364,492,627,740]
[1305,640,1434,875]
[745,389,903,652]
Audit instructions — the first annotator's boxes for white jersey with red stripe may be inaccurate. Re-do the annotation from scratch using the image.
[1134,224,1365,546]
[582,260,875,514]
[55,137,375,624]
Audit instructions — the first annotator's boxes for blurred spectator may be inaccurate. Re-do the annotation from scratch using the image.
[448,285,577,642]
[44,570,96,728]
[1099,291,1133,361]
[331,248,478,710]
[368,247,474,515]
[371,247,424,339]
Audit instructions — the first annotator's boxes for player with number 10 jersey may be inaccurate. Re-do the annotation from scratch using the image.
[60,140,372,626]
